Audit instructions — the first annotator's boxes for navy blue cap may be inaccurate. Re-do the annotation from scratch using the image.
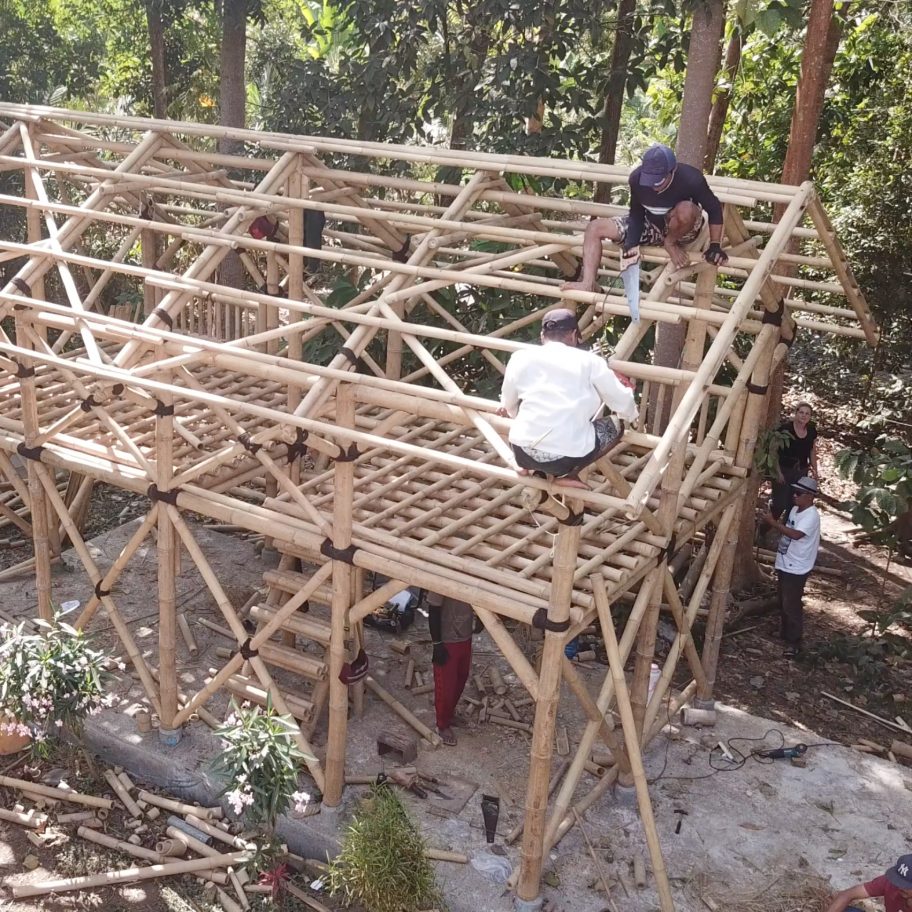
[886,855,912,890]
[640,144,676,186]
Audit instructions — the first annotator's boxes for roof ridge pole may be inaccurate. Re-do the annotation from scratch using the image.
[517,497,583,905]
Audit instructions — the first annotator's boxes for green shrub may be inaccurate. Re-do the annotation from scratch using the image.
[328,784,440,912]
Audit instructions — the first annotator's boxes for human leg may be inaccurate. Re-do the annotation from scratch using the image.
[778,570,809,650]
[561,217,623,292]
[663,201,702,269]
[434,644,470,745]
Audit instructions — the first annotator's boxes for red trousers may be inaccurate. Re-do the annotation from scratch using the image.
[433,638,472,730]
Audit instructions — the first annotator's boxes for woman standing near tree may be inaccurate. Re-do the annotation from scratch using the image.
[771,402,819,519]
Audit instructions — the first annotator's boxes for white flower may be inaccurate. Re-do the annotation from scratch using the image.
[292,790,312,813]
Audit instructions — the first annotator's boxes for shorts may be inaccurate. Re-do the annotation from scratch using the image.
[613,207,704,248]
[513,418,621,477]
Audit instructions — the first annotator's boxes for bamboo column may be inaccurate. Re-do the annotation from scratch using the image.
[517,500,582,903]
[594,582,675,912]
[323,382,356,807]
[155,378,179,739]
[13,316,53,622]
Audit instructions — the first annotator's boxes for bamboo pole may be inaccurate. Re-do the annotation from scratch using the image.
[78,826,165,864]
[593,580,674,912]
[135,791,222,820]
[155,380,179,736]
[517,500,582,903]
[365,676,442,747]
[12,314,53,622]
[11,850,250,898]
[324,382,356,808]
[0,775,113,809]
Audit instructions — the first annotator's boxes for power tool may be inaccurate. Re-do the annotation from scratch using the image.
[757,742,807,760]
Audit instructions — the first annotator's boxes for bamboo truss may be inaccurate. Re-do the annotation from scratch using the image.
[0,104,876,909]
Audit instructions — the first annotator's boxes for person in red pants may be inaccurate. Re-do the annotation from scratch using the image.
[427,592,476,746]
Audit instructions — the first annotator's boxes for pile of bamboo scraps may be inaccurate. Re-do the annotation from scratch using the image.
[0,768,323,912]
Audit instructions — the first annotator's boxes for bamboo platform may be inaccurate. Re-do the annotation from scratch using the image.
[0,103,876,911]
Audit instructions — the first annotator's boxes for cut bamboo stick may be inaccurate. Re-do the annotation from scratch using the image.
[0,775,113,810]
[11,849,250,898]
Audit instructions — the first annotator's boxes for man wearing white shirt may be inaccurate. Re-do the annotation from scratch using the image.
[760,476,821,657]
[499,309,638,489]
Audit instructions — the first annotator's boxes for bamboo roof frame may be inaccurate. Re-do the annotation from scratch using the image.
[0,104,876,910]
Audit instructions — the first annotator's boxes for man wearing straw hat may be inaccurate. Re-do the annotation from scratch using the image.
[825,853,912,911]
[759,475,821,658]
[561,142,728,292]
[498,308,638,489]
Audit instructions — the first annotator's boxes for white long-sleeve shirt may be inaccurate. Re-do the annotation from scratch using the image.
[500,341,638,457]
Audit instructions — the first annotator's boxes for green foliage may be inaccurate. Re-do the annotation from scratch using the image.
[328,784,440,912]
[812,586,912,686]
[835,436,912,543]
[754,426,791,479]
[0,616,116,758]
[211,698,312,829]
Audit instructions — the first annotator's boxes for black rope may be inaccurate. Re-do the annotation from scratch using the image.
[339,346,367,373]
[153,400,175,418]
[761,300,785,326]
[747,381,769,395]
[15,361,35,379]
[147,484,181,506]
[335,442,360,463]
[151,307,174,329]
[559,508,584,527]
[80,395,99,413]
[239,638,259,660]
[391,236,411,262]
[285,428,309,463]
[12,278,31,296]
[16,443,44,462]
[531,607,571,634]
[320,539,358,564]
[238,432,261,455]
[94,581,112,599]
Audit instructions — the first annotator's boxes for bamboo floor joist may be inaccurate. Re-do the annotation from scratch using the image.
[0,105,876,909]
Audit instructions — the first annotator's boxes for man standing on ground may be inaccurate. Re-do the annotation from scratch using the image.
[562,142,728,293]
[759,476,821,658]
[825,853,912,911]
[499,308,638,489]
[428,591,475,747]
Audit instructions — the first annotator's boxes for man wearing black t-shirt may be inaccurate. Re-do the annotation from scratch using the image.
[562,143,728,293]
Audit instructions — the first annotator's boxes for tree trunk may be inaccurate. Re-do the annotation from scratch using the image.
[676,0,725,168]
[733,0,844,589]
[218,0,247,151]
[145,0,167,119]
[594,0,637,203]
[217,0,248,308]
[650,0,725,431]
[704,28,742,172]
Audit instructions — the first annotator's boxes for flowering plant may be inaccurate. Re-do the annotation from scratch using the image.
[211,698,313,828]
[0,617,117,757]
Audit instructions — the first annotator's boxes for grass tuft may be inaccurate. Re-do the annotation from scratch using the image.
[328,784,441,912]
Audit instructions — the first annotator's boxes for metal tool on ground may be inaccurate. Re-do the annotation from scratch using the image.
[481,793,500,844]
[756,743,807,760]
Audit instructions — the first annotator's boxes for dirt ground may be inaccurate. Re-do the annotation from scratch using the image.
[1,443,911,912]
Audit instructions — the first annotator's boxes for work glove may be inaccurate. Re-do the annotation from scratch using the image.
[432,642,449,666]
[704,242,728,266]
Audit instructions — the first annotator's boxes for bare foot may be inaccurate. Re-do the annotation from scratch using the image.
[560,279,595,294]
[438,727,457,746]
[555,476,589,490]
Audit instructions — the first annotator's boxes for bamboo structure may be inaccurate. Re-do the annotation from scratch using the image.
[0,104,875,908]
